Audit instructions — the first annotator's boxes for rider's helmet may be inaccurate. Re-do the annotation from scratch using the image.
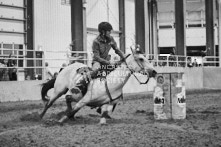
[98,22,113,34]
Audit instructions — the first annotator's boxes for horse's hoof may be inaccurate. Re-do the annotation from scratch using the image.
[58,116,68,124]
[96,108,102,114]
[43,100,49,107]
[105,114,112,119]
[99,122,108,126]
[99,118,107,125]
[44,119,58,126]
[49,120,64,126]
[102,112,112,119]
[57,121,64,126]
[39,115,43,120]
[39,114,43,119]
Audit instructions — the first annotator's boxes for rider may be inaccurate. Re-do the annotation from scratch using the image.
[71,22,125,95]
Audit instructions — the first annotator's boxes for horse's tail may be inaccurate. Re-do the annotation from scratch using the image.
[40,78,56,102]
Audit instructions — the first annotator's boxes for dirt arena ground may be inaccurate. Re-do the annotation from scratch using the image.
[0,89,221,147]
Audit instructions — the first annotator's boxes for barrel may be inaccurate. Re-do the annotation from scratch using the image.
[153,73,186,120]
[171,73,186,119]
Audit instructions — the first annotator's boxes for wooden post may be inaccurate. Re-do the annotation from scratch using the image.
[26,0,34,79]
[119,0,125,53]
[218,0,221,66]
[175,0,186,56]
[135,0,145,53]
[205,0,215,56]
[70,0,84,52]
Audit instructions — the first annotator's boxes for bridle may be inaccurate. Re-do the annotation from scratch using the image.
[103,50,150,103]
[122,49,150,85]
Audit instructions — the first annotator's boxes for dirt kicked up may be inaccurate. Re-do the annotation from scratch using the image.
[0,89,221,147]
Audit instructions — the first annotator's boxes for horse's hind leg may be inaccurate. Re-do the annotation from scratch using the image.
[65,90,83,113]
[40,89,66,119]
[40,93,60,119]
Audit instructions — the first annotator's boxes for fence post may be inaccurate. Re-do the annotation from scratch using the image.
[42,51,46,80]
[1,42,3,55]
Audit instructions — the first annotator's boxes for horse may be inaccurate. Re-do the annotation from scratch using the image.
[39,48,157,125]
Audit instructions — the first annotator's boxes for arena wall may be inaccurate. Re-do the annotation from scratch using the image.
[0,80,42,102]
[0,67,220,102]
[184,67,204,89]
[203,67,221,89]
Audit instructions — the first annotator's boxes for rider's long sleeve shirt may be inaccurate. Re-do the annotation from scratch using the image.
[92,35,124,65]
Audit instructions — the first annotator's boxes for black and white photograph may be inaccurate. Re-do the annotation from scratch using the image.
[0,0,221,146]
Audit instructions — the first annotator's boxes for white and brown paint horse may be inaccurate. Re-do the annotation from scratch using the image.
[40,48,157,125]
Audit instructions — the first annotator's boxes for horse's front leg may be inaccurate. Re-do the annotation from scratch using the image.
[99,104,114,125]
[65,95,74,113]
[58,96,89,125]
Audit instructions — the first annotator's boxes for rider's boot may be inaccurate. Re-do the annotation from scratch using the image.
[71,70,99,95]
[70,76,89,96]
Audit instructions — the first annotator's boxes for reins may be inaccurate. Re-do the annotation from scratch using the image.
[103,54,130,102]
[102,52,150,103]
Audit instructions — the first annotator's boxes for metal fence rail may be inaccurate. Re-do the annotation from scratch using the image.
[146,54,220,67]
[0,48,220,81]
[0,49,91,81]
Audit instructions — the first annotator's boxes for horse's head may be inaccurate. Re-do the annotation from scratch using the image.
[125,47,157,78]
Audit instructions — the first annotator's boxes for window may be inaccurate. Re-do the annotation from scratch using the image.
[61,0,70,5]
[187,11,204,27]
[3,44,13,55]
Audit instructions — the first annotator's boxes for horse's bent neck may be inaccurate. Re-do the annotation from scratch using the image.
[105,56,134,88]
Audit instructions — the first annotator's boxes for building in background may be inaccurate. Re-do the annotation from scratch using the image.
[0,0,220,79]
[157,0,218,56]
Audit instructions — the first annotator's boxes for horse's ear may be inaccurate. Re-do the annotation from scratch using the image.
[135,44,143,54]
[130,45,143,55]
